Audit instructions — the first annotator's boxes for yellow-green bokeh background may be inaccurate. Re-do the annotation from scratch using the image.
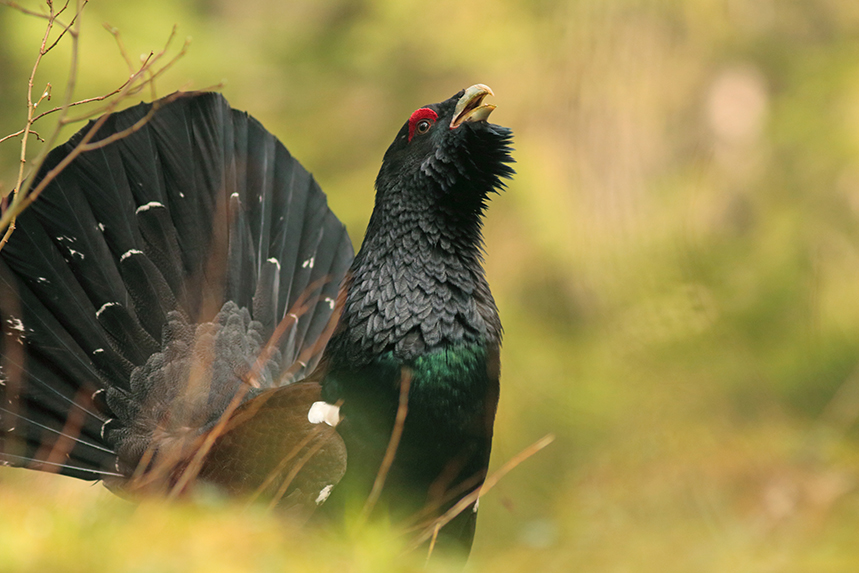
[3,0,859,571]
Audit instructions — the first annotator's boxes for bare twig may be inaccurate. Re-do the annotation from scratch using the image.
[0,129,44,146]
[0,219,17,252]
[409,433,556,551]
[167,383,252,499]
[103,22,135,73]
[32,387,88,473]
[267,424,338,511]
[359,369,412,523]
[0,1,193,248]
[44,0,84,53]
[1,0,85,240]
[425,524,441,565]
[11,0,66,196]
[249,425,325,506]
[1,0,67,23]
[247,275,334,388]
[29,76,135,123]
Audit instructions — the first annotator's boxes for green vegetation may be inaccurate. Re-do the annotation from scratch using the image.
[3,0,859,570]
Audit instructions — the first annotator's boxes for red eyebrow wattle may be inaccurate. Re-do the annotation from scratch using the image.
[408,108,438,141]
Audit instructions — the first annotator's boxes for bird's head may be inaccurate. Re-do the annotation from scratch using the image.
[374,84,514,216]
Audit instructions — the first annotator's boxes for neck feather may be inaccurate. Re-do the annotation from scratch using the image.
[325,183,500,366]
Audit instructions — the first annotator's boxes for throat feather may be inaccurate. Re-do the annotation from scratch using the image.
[328,220,499,364]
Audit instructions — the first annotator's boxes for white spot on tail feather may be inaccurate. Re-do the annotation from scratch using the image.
[6,317,25,334]
[135,201,163,214]
[473,498,480,513]
[98,223,106,232]
[67,249,84,260]
[267,257,281,271]
[315,484,334,505]
[93,348,104,355]
[324,296,335,310]
[120,249,143,262]
[302,257,314,269]
[308,401,340,427]
[101,418,114,440]
[95,302,119,319]
[230,192,239,199]
[36,277,49,284]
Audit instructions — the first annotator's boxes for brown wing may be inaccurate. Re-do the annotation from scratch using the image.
[193,382,345,517]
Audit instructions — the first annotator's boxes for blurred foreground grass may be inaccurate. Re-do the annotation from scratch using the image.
[4,0,859,571]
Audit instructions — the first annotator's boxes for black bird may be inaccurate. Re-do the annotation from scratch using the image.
[0,85,514,556]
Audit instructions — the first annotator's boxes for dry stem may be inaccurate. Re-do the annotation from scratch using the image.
[411,433,556,552]
[359,369,412,523]
[0,1,193,251]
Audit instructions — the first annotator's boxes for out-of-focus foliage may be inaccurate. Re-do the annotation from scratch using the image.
[3,0,859,571]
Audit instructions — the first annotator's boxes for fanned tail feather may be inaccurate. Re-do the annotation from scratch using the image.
[0,92,353,483]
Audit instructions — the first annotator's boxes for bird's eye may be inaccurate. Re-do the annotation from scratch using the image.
[416,119,432,135]
[407,108,438,142]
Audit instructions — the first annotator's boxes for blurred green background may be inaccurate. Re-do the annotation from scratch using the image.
[3,0,859,571]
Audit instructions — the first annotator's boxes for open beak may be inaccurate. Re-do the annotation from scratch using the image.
[450,84,496,128]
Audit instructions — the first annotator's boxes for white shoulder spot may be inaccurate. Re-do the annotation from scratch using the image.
[135,201,164,214]
[307,401,340,427]
[315,484,334,505]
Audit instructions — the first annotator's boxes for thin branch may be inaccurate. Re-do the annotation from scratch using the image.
[103,22,135,73]
[425,525,441,565]
[267,425,338,511]
[409,433,556,551]
[359,369,412,523]
[29,77,134,123]
[0,218,16,252]
[44,0,84,54]
[0,129,44,145]
[248,426,324,505]
[0,9,193,244]
[168,383,252,499]
[1,0,64,22]
[247,276,332,388]
[12,0,62,200]
[6,4,152,218]
[1,0,86,241]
